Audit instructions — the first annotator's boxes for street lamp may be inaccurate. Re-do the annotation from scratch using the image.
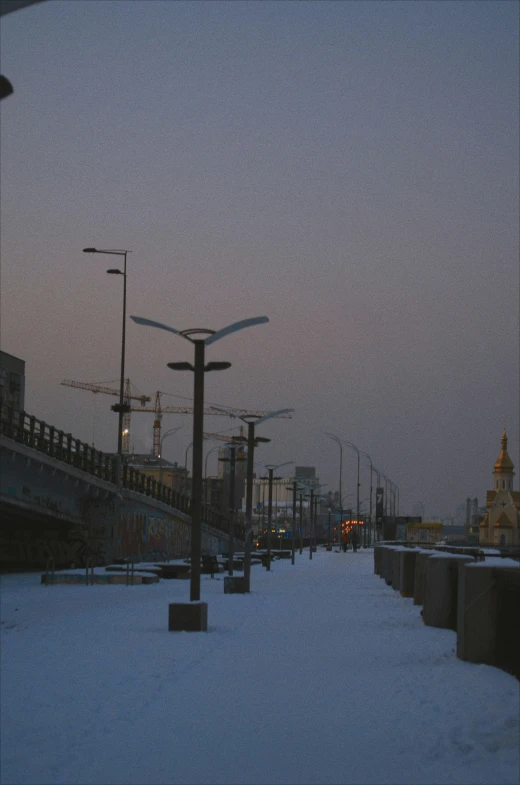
[264,462,293,570]
[306,483,327,558]
[83,248,130,466]
[360,450,374,546]
[131,314,269,603]
[358,497,370,546]
[218,436,247,577]
[210,405,294,592]
[342,440,361,537]
[202,443,223,511]
[325,432,344,548]
[285,479,299,565]
[158,426,183,486]
[313,488,328,550]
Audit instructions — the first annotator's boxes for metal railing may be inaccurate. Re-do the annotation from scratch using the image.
[0,400,244,541]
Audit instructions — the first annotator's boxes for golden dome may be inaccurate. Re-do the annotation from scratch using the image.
[493,428,514,474]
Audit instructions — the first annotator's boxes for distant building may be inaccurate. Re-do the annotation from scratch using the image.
[479,429,520,546]
[205,476,225,510]
[122,453,189,494]
[406,522,443,544]
[0,351,25,410]
[295,466,316,482]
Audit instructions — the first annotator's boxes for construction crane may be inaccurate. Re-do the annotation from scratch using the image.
[61,379,151,453]
[61,379,292,456]
[202,429,247,445]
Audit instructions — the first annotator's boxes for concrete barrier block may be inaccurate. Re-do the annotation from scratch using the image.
[168,602,208,632]
[391,548,404,590]
[224,577,248,594]
[457,561,519,677]
[423,554,474,630]
[373,544,384,575]
[381,546,399,585]
[399,549,419,597]
[413,550,435,606]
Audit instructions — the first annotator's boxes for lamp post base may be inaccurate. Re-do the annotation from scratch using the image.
[168,602,208,632]
[224,576,248,594]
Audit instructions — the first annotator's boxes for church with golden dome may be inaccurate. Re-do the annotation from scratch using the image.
[479,429,520,546]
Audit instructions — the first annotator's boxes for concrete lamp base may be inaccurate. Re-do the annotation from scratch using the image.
[168,602,208,632]
[224,576,248,594]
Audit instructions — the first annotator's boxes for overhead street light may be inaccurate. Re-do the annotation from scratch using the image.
[131,314,269,604]
[210,405,294,591]
[303,483,327,559]
[324,432,344,549]
[264,462,293,570]
[1,0,48,100]
[83,247,130,478]
[360,450,374,547]
[158,426,183,486]
[218,435,247,577]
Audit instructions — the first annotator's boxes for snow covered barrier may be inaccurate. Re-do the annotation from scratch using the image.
[391,547,407,590]
[399,548,420,597]
[373,543,384,575]
[381,545,400,585]
[413,549,435,606]
[224,577,247,594]
[457,560,520,678]
[168,601,208,632]
[422,553,474,630]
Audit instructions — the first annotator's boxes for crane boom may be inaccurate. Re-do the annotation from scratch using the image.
[132,405,290,417]
[61,379,151,405]
[61,377,291,456]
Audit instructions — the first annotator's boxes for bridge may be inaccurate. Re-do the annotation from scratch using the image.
[0,401,243,570]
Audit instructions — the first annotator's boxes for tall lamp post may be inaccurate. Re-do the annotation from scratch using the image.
[131,314,269,603]
[285,479,301,565]
[307,484,327,557]
[158,426,183,486]
[264,462,293,570]
[218,436,246,577]
[325,432,343,549]
[83,247,130,468]
[211,406,294,592]
[313,489,327,550]
[204,444,221,505]
[361,450,374,547]
[343,440,361,535]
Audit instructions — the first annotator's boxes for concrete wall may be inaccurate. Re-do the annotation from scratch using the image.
[0,435,241,569]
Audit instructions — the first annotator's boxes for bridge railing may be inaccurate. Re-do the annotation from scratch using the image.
[0,400,118,482]
[0,401,243,540]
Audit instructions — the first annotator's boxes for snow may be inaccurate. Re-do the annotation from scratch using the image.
[1,550,519,785]
[467,558,520,569]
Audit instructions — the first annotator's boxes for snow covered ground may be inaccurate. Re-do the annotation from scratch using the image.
[1,549,518,785]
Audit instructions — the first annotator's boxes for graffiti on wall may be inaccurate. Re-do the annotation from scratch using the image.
[0,523,107,569]
[113,510,191,561]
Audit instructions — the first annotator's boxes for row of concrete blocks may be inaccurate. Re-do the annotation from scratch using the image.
[374,544,519,679]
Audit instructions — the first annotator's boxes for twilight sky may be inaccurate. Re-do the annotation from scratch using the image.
[1,0,518,519]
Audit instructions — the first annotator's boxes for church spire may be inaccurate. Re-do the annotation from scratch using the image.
[494,428,514,474]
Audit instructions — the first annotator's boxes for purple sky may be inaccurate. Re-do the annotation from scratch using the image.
[1,0,518,519]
